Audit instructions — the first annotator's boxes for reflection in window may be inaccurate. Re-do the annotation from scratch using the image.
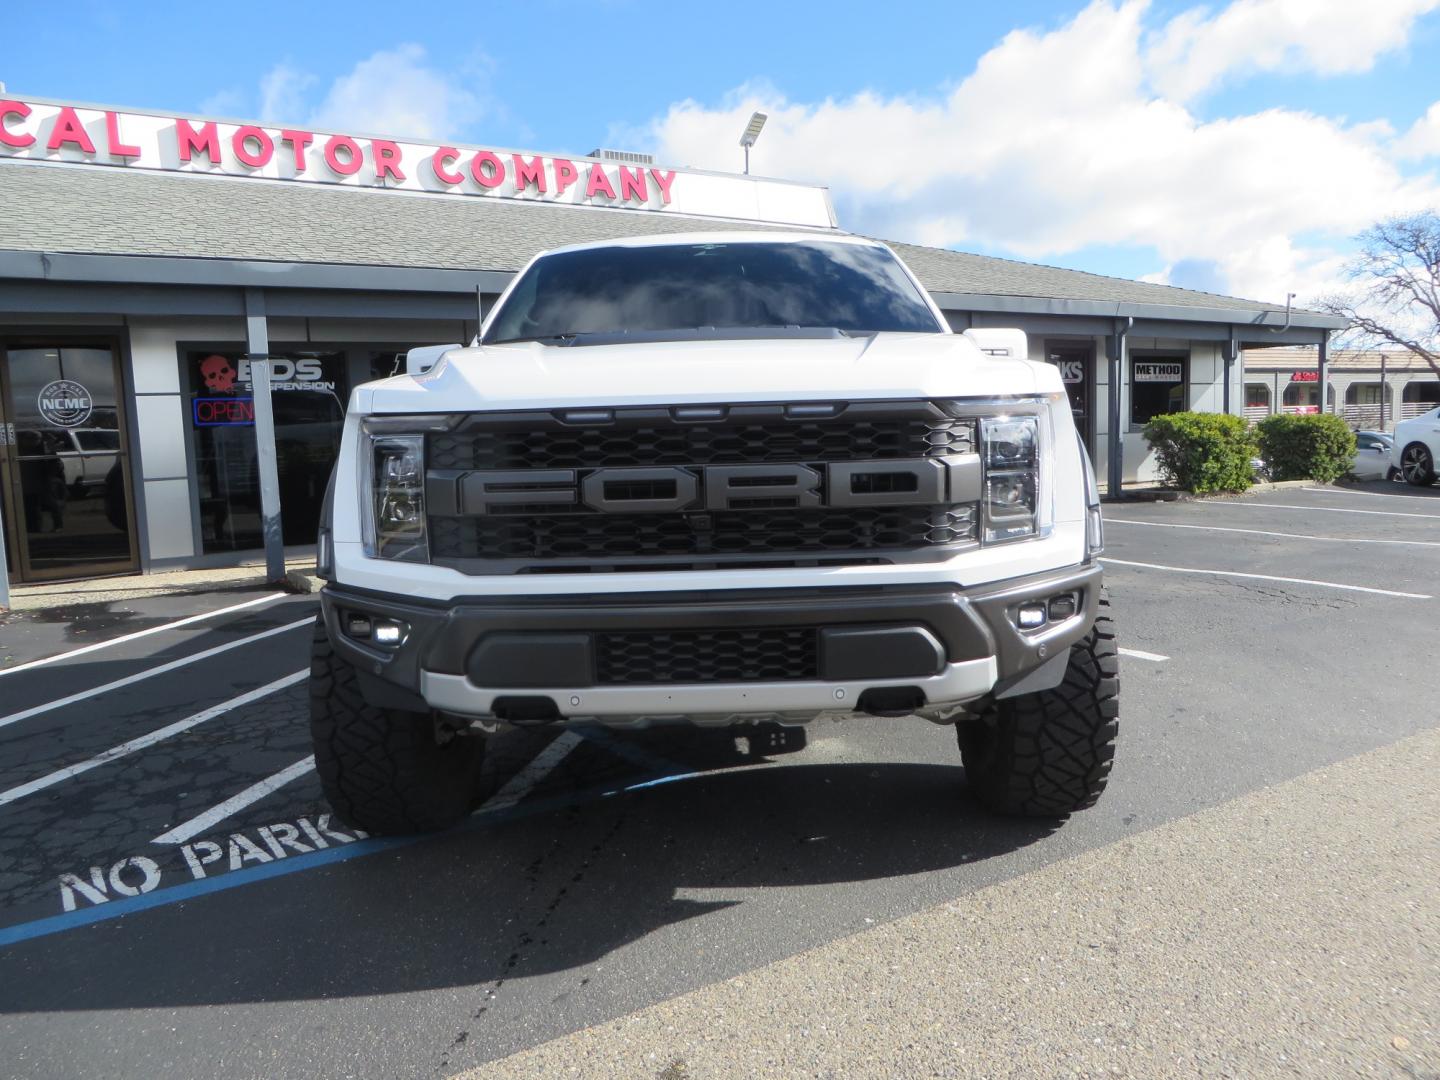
[186,348,346,553]
[1130,357,1186,426]
[485,241,944,343]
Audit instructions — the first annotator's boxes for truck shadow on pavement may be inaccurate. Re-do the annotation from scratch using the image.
[0,726,1060,1014]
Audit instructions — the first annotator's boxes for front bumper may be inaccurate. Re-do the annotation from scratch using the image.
[321,562,1102,725]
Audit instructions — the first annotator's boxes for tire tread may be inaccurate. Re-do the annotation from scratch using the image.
[960,591,1120,818]
[309,617,481,835]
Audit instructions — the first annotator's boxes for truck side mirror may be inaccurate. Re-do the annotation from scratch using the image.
[405,344,460,377]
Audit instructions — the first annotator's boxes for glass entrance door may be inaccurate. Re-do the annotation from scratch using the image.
[0,343,138,582]
[1046,342,1093,448]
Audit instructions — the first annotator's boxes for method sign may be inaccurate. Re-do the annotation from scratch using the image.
[1133,362,1182,383]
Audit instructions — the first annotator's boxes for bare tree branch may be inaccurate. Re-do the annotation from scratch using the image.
[1312,211,1440,380]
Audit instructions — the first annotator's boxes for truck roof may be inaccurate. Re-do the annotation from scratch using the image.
[533,230,876,257]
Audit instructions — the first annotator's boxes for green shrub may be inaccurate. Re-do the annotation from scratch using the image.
[1142,412,1256,493]
[1255,414,1355,483]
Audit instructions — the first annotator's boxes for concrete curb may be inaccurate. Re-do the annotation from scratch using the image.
[2,559,318,616]
[1104,479,1327,504]
[283,570,322,595]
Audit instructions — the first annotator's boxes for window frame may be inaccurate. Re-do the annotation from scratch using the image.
[1128,353,1188,430]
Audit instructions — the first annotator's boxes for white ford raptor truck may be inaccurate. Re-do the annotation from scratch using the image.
[310,232,1118,834]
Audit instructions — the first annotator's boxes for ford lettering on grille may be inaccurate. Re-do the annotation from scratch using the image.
[428,458,980,516]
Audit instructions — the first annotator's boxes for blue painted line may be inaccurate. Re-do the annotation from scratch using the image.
[0,766,700,950]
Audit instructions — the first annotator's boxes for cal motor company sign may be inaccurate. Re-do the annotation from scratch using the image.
[0,97,834,226]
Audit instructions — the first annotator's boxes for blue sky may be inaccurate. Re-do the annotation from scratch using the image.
[6,0,1440,303]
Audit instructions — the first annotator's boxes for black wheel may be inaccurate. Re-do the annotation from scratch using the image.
[1401,442,1436,486]
[959,591,1119,817]
[309,617,484,835]
[1386,465,1402,483]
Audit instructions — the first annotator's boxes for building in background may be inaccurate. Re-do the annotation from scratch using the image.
[0,94,1342,590]
[1242,346,1440,431]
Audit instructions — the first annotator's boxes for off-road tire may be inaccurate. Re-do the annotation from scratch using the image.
[310,617,484,835]
[959,591,1119,817]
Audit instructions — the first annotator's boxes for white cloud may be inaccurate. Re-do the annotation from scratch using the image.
[304,44,483,141]
[1398,101,1440,159]
[258,64,317,126]
[218,44,493,142]
[1144,0,1440,102]
[197,88,247,119]
[642,0,1440,304]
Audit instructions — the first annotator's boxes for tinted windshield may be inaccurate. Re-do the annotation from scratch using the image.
[484,240,943,344]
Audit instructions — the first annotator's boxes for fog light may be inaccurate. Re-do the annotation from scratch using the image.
[1017,604,1047,629]
[372,621,406,646]
[346,614,372,638]
[1049,594,1078,620]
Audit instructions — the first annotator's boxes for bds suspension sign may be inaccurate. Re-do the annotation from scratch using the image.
[0,97,835,226]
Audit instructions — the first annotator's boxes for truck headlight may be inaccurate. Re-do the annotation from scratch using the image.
[981,416,1039,542]
[363,434,429,562]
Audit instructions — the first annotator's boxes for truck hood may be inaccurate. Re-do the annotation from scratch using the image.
[358,333,1059,413]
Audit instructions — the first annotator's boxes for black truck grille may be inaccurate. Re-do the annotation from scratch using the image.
[433,505,976,563]
[596,628,819,684]
[429,404,972,470]
[427,401,979,572]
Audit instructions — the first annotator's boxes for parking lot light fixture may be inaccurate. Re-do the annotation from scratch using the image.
[740,111,767,175]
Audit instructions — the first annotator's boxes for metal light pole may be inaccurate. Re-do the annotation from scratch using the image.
[244,288,286,584]
[740,111,767,175]
[1380,353,1388,430]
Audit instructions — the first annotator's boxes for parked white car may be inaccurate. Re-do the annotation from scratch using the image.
[1351,430,1397,482]
[1392,407,1440,486]
[54,428,121,494]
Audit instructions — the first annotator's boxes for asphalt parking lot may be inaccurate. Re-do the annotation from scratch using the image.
[1,480,1437,1079]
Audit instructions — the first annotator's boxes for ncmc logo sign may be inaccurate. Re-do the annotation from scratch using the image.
[36,380,93,427]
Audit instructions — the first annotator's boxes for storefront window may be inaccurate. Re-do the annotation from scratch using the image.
[186,348,346,553]
[370,350,407,381]
[1348,383,1383,406]
[1281,379,1334,414]
[1130,357,1185,426]
[1,344,136,580]
[1244,383,1270,409]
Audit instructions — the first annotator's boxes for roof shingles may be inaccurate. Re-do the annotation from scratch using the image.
[2,160,1293,315]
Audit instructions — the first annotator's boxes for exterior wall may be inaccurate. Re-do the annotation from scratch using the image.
[944,310,1251,486]
[1,291,1302,586]
[124,314,472,571]
[126,316,246,566]
[1242,347,1440,431]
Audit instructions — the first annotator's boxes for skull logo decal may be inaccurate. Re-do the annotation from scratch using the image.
[200,354,237,393]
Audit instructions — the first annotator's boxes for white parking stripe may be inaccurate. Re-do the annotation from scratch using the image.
[0,592,287,677]
[479,731,585,811]
[152,754,316,844]
[1227,501,1440,520]
[1106,517,1440,548]
[1302,486,1439,501]
[1118,647,1169,662]
[0,671,307,811]
[0,617,313,732]
[1100,557,1432,599]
